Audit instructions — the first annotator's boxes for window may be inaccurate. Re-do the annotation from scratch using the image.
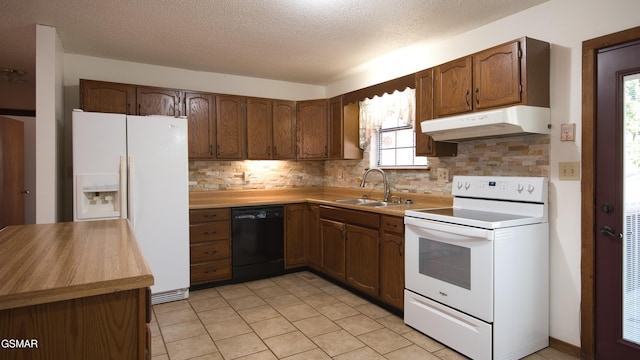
[359,88,427,168]
[377,119,428,168]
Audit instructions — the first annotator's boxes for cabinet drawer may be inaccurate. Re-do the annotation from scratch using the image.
[190,260,231,284]
[190,208,230,223]
[381,215,404,234]
[319,206,379,229]
[190,241,230,263]
[190,222,230,243]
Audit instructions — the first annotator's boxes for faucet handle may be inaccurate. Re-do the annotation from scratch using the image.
[390,195,402,204]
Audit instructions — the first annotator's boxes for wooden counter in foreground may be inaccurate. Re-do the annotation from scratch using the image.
[0,219,154,359]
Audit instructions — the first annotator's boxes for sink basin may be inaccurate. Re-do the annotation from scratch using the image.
[334,199,403,207]
[334,198,381,205]
[358,201,404,207]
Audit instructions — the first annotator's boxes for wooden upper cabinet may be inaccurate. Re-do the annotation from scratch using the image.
[434,56,473,117]
[136,86,182,116]
[185,92,215,159]
[434,37,550,118]
[415,69,457,157]
[246,97,273,159]
[297,99,329,160]
[329,96,362,160]
[473,40,521,110]
[216,95,246,159]
[272,100,297,159]
[80,79,136,115]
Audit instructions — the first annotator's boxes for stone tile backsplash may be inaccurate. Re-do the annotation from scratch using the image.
[189,134,549,196]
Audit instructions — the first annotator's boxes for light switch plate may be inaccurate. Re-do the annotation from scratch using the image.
[561,123,576,142]
[559,162,580,180]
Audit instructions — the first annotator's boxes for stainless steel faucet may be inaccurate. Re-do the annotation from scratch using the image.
[360,168,390,202]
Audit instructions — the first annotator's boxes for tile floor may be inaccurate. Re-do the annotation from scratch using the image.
[150,271,578,360]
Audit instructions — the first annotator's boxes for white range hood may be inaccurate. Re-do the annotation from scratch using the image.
[421,105,550,142]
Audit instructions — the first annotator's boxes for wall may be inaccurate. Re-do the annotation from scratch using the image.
[35,24,64,224]
[322,0,640,348]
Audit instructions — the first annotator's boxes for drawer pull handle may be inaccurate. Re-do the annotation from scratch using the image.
[204,231,217,235]
[203,214,217,218]
[387,223,398,228]
[204,251,217,255]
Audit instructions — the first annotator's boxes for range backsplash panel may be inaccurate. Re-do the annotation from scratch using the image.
[189,134,549,196]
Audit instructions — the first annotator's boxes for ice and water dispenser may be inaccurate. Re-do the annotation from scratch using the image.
[75,174,123,220]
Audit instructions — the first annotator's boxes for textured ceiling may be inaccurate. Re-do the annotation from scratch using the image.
[0,0,547,109]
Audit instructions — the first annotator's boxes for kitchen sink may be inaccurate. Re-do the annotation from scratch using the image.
[334,199,404,207]
[334,198,381,205]
[358,201,404,207]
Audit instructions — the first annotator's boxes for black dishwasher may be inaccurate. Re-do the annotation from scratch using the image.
[232,205,284,282]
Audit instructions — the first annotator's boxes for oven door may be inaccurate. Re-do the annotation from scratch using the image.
[405,216,494,322]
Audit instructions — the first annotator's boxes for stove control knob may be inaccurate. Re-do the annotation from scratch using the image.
[527,184,535,193]
[517,184,524,193]
[464,181,471,190]
[456,181,464,189]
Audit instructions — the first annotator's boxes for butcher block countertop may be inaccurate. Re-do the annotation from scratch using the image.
[190,187,453,216]
[0,219,154,311]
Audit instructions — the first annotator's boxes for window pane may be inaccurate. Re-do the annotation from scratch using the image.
[396,148,415,166]
[623,73,640,345]
[380,149,396,165]
[396,129,414,146]
[380,132,396,149]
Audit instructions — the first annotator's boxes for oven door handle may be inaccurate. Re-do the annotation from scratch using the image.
[405,216,493,240]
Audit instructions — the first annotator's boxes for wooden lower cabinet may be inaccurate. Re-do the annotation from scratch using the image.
[0,287,150,359]
[189,208,232,285]
[319,206,381,298]
[284,204,307,268]
[380,215,405,310]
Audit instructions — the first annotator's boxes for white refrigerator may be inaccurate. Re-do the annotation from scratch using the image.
[72,110,189,304]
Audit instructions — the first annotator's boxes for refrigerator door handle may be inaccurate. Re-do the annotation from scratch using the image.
[120,155,127,219]
[128,156,135,226]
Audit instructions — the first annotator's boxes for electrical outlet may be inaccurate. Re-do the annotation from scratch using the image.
[559,162,580,180]
[436,168,449,183]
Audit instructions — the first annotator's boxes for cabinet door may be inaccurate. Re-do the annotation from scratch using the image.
[380,216,405,310]
[136,87,182,116]
[345,224,379,297]
[246,97,273,159]
[285,204,307,268]
[216,95,246,159]
[473,40,521,110]
[272,100,297,159]
[80,79,136,115]
[297,99,329,159]
[329,96,344,159]
[329,97,361,160]
[185,92,215,159]
[320,218,346,281]
[414,69,458,157]
[434,56,473,117]
[306,204,320,270]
